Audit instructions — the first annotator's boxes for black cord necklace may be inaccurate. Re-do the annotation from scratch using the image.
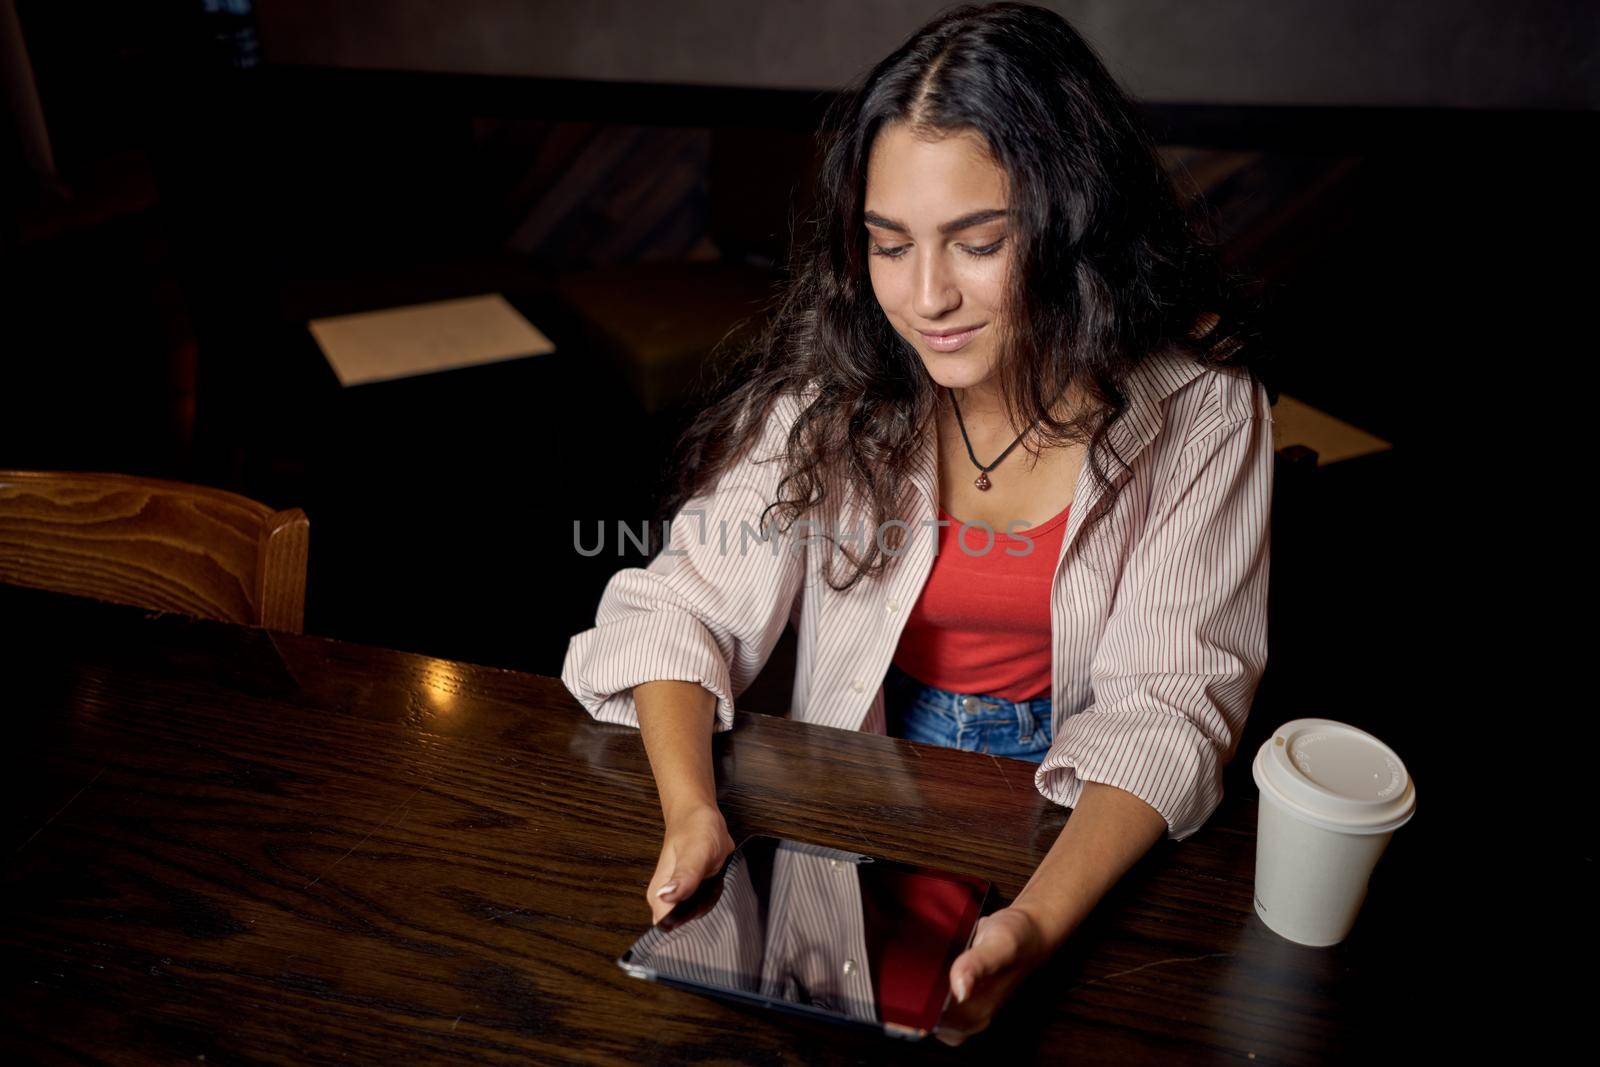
[948,388,1039,491]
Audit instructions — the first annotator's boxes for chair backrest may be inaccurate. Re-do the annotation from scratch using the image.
[0,470,309,633]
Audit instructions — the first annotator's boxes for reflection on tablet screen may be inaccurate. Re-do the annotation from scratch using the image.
[620,837,988,1038]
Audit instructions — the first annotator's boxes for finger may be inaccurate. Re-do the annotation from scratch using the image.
[647,865,684,924]
[652,862,705,920]
[953,915,996,993]
[937,998,990,1047]
[647,890,668,923]
[936,997,977,1044]
[949,946,991,1005]
[648,876,685,925]
[949,919,1014,1002]
[646,843,682,920]
[647,841,677,891]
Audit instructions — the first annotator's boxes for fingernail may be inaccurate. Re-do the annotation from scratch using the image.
[656,882,678,899]
[952,975,970,1003]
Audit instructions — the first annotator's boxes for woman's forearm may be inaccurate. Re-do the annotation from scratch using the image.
[1011,780,1170,950]
[633,680,720,823]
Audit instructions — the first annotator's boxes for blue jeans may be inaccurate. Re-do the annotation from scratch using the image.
[883,663,1054,763]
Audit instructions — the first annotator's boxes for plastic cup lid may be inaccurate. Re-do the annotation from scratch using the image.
[1252,718,1416,834]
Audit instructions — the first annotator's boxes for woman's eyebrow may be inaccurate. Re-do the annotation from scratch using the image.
[863,208,1009,235]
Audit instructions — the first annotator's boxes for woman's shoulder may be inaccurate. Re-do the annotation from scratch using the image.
[712,381,821,487]
[744,381,821,456]
[1144,346,1272,450]
[770,381,819,427]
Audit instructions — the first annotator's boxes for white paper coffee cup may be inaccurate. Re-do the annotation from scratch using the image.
[1251,719,1416,947]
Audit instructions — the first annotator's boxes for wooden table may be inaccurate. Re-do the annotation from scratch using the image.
[1,584,1425,1064]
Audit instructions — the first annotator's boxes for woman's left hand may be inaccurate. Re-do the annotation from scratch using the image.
[936,904,1055,1046]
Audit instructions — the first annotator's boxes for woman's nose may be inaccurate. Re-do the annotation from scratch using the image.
[911,251,961,320]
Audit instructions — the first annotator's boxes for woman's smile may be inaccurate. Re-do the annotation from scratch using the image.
[918,323,987,352]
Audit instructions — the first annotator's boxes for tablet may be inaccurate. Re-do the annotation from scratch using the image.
[617,836,990,1040]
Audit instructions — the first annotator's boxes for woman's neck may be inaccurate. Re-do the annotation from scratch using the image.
[950,379,1082,433]
[950,380,1007,419]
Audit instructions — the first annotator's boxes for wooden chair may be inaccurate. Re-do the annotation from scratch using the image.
[0,470,309,633]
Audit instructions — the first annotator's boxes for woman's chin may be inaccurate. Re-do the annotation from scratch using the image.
[919,350,999,392]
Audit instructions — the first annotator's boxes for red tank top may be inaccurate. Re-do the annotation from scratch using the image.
[890,501,1070,701]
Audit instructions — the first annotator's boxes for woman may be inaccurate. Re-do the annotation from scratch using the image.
[563,1,1274,1044]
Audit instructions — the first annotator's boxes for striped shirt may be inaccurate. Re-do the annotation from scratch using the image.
[561,347,1275,842]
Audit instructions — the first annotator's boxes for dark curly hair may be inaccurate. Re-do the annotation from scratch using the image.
[650,1,1268,589]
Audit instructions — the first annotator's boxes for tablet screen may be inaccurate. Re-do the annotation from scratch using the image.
[618,836,989,1038]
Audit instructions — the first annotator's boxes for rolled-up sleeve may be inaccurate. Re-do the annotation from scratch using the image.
[1035,382,1274,842]
[561,397,808,733]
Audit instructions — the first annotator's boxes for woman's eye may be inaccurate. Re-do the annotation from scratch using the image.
[867,238,1005,260]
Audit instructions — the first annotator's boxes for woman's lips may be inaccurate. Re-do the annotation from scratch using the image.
[918,323,985,352]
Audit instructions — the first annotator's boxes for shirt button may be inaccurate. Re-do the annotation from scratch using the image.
[885,598,899,613]
[850,678,865,693]
[830,858,843,870]
[842,959,858,976]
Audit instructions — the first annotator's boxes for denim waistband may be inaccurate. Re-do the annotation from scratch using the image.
[884,662,1051,723]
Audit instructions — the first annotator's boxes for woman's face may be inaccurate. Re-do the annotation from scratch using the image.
[864,123,1013,395]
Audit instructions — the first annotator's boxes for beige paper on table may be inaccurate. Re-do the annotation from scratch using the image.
[1271,394,1392,465]
[308,293,555,386]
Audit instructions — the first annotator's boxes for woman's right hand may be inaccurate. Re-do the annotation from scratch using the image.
[646,803,735,924]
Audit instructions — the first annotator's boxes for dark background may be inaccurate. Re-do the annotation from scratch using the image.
[2,0,1592,978]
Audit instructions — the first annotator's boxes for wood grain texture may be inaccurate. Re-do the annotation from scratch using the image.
[0,584,1425,1065]
[0,470,308,633]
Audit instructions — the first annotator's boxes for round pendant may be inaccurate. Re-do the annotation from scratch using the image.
[974,471,992,491]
